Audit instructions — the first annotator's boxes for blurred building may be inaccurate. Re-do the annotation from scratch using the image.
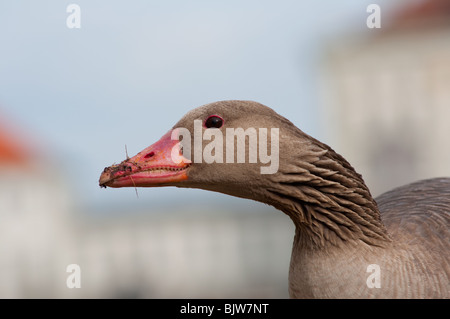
[0,117,75,298]
[71,208,292,298]
[319,0,450,196]
[0,114,292,298]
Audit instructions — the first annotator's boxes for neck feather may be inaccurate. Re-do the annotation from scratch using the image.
[265,139,391,250]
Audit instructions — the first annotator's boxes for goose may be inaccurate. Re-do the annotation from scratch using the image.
[99,100,449,298]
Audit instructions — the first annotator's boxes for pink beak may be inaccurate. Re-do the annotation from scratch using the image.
[99,130,191,188]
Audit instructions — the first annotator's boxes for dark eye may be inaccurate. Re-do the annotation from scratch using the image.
[205,115,224,128]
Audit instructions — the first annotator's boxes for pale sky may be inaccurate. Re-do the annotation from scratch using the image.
[0,1,407,212]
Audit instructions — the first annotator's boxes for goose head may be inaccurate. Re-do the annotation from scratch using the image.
[100,100,301,203]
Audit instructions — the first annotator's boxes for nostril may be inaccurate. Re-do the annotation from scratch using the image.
[144,151,155,159]
[120,164,133,172]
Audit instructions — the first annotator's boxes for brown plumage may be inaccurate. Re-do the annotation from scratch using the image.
[100,100,449,298]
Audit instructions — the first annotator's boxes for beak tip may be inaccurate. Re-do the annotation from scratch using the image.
[99,169,112,188]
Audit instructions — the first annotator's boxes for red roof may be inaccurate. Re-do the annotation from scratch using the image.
[0,117,31,167]
[389,0,450,28]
